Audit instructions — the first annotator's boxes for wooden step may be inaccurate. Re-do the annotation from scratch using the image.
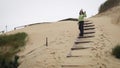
[67,51,72,57]
[74,41,92,44]
[77,36,95,38]
[67,55,82,57]
[84,25,95,27]
[66,54,93,58]
[84,28,95,30]
[61,57,96,67]
[67,47,93,57]
[62,65,82,67]
[84,29,95,32]
[71,47,91,50]
[75,39,93,45]
[84,32,95,34]
[71,47,89,50]
[84,23,93,25]
[71,48,93,56]
[61,64,95,68]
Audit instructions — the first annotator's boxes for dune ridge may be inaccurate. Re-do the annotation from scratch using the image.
[5,0,120,68]
[7,15,120,68]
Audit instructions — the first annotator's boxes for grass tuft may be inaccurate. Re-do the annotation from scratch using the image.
[0,32,28,68]
[112,44,120,59]
[99,0,120,13]
[59,18,78,21]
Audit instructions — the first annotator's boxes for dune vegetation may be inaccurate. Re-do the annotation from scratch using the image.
[0,32,28,68]
[112,44,120,59]
[99,0,120,59]
[99,0,120,13]
[59,18,78,21]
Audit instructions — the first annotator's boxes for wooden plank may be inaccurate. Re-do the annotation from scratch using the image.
[67,51,72,57]
[84,29,95,32]
[71,48,93,56]
[61,65,84,67]
[77,36,95,38]
[84,28,95,30]
[67,55,82,57]
[61,57,96,67]
[74,41,92,44]
[84,32,95,34]
[84,23,93,25]
[84,25,95,27]
[61,64,94,67]
[71,47,90,50]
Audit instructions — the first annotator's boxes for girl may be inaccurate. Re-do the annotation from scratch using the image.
[78,9,87,36]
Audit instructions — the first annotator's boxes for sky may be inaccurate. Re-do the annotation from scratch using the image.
[0,0,106,32]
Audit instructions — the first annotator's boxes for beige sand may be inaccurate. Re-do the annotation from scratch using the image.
[6,6,120,68]
[8,21,79,68]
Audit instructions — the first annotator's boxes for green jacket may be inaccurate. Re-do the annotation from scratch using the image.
[78,13,86,22]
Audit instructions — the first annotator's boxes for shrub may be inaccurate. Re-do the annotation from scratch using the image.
[112,44,120,59]
[99,0,120,13]
[0,32,28,68]
[59,18,78,21]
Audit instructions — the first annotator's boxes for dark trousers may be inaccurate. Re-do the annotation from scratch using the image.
[79,21,84,36]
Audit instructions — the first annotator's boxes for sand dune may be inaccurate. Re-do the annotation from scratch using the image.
[7,21,79,68]
[5,3,120,67]
[6,14,120,68]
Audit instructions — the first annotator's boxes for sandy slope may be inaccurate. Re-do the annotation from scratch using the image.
[87,16,120,68]
[61,16,120,68]
[8,21,79,68]
[7,15,120,68]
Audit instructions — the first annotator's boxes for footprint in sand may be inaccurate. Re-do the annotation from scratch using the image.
[97,62,107,68]
[95,53,102,59]
[101,63,107,68]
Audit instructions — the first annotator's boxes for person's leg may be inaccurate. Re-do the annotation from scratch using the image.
[79,22,81,31]
[78,22,80,35]
[83,21,84,35]
[78,22,80,36]
[80,21,84,36]
[79,21,83,36]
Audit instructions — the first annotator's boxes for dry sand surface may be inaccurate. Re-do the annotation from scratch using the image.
[8,21,79,68]
[7,15,120,68]
[87,16,120,68]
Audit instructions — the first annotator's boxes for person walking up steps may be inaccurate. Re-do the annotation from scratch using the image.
[78,9,87,36]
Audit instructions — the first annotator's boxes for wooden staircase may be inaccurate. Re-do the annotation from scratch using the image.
[61,22,96,68]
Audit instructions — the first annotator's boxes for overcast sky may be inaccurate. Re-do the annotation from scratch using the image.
[0,0,106,31]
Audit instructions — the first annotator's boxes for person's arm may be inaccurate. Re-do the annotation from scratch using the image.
[84,11,87,17]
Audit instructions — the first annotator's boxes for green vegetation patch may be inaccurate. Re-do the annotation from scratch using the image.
[0,32,28,68]
[99,0,120,13]
[112,44,120,59]
[59,18,78,21]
